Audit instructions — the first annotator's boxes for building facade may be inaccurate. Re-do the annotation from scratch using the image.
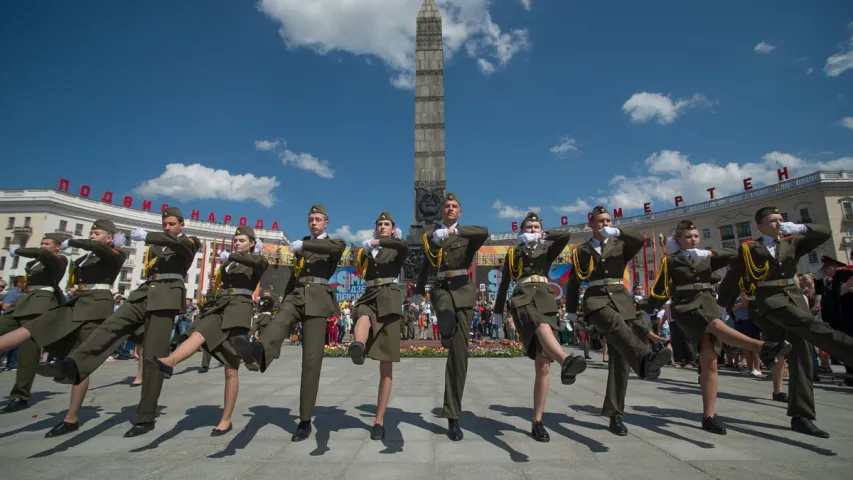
[485,170,853,286]
[0,189,292,300]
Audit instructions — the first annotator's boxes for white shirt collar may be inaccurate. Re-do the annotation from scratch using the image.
[590,237,605,248]
[439,222,458,230]
[313,232,329,240]
[760,234,777,245]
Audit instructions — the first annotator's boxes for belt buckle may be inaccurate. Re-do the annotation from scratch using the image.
[78,284,88,292]
[226,288,236,295]
[374,278,385,286]
[303,277,314,285]
[150,274,160,281]
[445,271,455,278]
[778,279,789,287]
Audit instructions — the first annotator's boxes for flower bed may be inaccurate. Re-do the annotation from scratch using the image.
[324,339,525,358]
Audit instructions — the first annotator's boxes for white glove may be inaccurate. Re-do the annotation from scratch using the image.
[665,235,679,253]
[780,222,807,236]
[517,232,540,245]
[601,226,620,238]
[220,251,230,262]
[8,248,16,257]
[254,239,264,254]
[60,240,69,250]
[130,228,148,242]
[136,279,145,286]
[393,227,403,239]
[201,290,208,296]
[362,239,374,250]
[432,229,449,242]
[290,240,303,252]
[686,248,710,258]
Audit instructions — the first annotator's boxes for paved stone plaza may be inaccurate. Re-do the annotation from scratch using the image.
[0,346,851,480]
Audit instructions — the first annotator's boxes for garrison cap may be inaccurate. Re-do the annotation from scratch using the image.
[675,219,697,232]
[754,206,780,224]
[235,225,256,240]
[376,211,395,225]
[43,233,67,244]
[822,256,846,268]
[163,206,184,220]
[521,211,543,227]
[92,219,117,234]
[444,192,461,206]
[589,205,609,218]
[309,204,328,219]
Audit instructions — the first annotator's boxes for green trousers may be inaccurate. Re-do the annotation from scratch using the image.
[601,321,649,417]
[67,300,177,424]
[754,302,853,420]
[0,315,40,402]
[201,350,211,368]
[588,305,648,376]
[430,287,474,420]
[258,300,326,421]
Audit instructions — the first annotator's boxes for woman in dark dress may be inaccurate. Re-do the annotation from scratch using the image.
[146,226,267,436]
[648,220,791,434]
[347,212,408,441]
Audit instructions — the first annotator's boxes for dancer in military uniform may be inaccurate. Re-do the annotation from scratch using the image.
[39,207,200,437]
[234,204,346,442]
[415,192,488,441]
[648,219,791,434]
[147,226,267,437]
[0,220,125,435]
[718,206,853,438]
[347,212,408,441]
[564,206,672,436]
[0,232,68,413]
[493,212,587,442]
[197,289,217,373]
[251,296,276,340]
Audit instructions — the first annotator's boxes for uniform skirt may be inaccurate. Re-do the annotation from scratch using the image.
[671,292,722,355]
[186,300,251,370]
[511,304,560,361]
[25,292,113,358]
[353,303,401,363]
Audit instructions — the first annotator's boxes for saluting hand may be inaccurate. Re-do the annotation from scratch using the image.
[779,222,807,236]
[362,239,377,250]
[8,248,16,257]
[254,239,264,254]
[60,240,69,250]
[685,248,710,258]
[600,226,620,238]
[290,240,303,252]
[130,228,148,242]
[220,252,230,263]
[517,232,540,245]
[432,229,450,242]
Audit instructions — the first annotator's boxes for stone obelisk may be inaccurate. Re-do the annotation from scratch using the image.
[407,0,446,245]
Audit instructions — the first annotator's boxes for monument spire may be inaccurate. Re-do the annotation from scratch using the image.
[408,0,446,244]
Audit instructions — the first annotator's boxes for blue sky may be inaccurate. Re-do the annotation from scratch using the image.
[1,0,852,242]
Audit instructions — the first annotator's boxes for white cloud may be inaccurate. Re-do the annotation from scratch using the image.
[551,198,590,214]
[601,150,853,212]
[841,117,853,130]
[549,136,578,155]
[824,36,853,77]
[806,67,814,75]
[256,139,335,179]
[477,58,495,75]
[754,41,776,54]
[492,200,540,219]
[254,140,282,151]
[519,0,532,10]
[330,225,374,243]
[622,92,713,125]
[257,0,530,87]
[134,164,280,207]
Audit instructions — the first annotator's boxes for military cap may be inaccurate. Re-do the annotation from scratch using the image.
[822,256,846,268]
[520,211,543,227]
[375,211,395,225]
[675,219,697,232]
[163,206,184,220]
[444,192,461,206]
[754,206,780,224]
[43,233,67,244]
[590,205,609,218]
[92,219,118,234]
[308,204,328,219]
[235,225,256,240]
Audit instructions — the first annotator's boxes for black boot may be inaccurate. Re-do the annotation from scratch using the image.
[642,349,672,380]
[791,417,829,438]
[531,421,550,442]
[144,357,173,379]
[45,421,79,438]
[701,415,727,435]
[609,415,628,436]
[0,398,28,414]
[292,420,312,442]
[37,357,78,381]
[447,419,463,441]
[772,391,788,402]
[123,422,155,437]
[561,355,587,385]
[199,367,209,373]
[370,423,385,441]
[759,341,792,368]
[233,337,265,370]
[348,341,366,365]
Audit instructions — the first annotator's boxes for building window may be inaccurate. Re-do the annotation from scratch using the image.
[722,240,736,250]
[12,257,19,269]
[648,270,655,280]
[24,217,31,227]
[645,237,652,247]
[120,269,131,282]
[808,251,818,264]
[0,257,5,270]
[842,201,853,221]
[195,274,200,284]
[736,222,752,238]
[6,217,14,229]
[2,237,9,249]
[781,212,789,222]
[702,228,711,239]
[799,207,812,223]
[18,237,27,248]
[118,285,126,295]
[196,258,202,268]
[59,220,67,232]
[74,223,84,236]
[720,225,735,241]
